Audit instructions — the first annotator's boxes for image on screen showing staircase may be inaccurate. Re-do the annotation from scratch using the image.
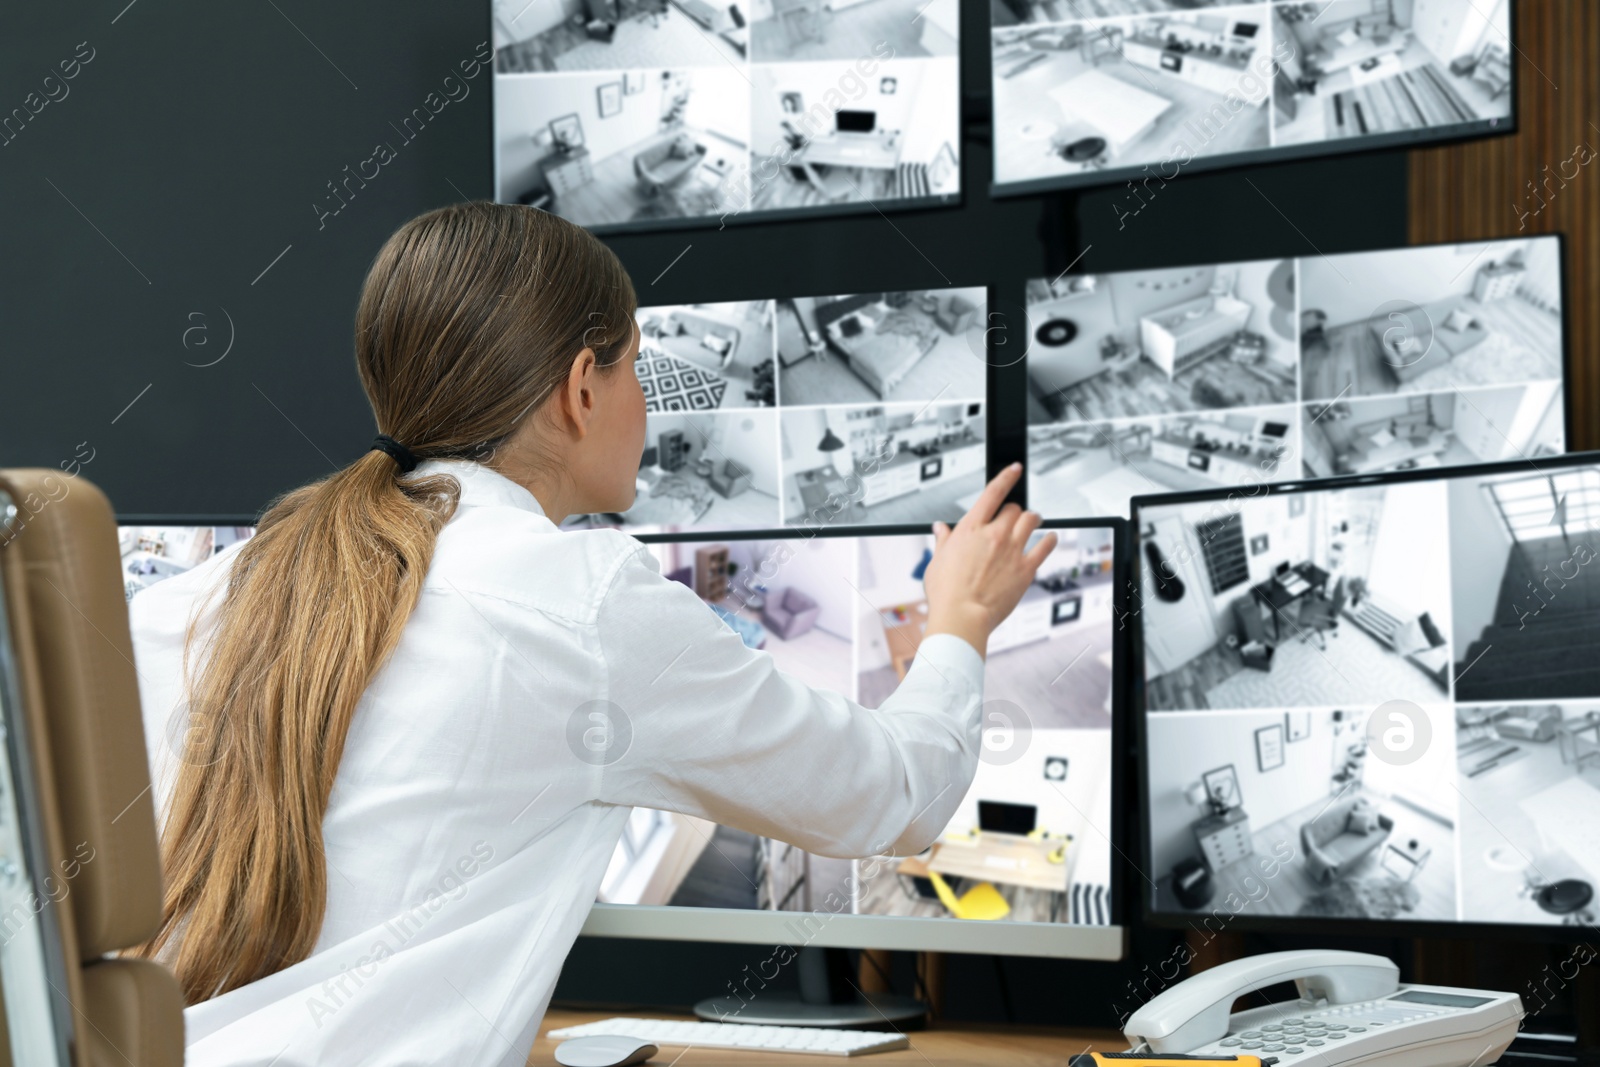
[1450,465,1600,703]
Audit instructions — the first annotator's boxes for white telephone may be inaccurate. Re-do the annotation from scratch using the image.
[1123,950,1522,1067]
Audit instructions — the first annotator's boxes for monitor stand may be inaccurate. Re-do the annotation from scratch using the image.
[692,947,925,1028]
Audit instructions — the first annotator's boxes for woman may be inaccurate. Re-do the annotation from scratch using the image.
[130,202,1055,1066]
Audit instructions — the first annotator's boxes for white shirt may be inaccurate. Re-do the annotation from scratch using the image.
[131,459,985,1067]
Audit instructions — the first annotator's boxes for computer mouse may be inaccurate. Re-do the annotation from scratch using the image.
[553,1035,658,1067]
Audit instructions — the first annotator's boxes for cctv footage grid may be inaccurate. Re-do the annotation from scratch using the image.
[1027,235,1565,523]
[1134,459,1600,929]
[991,0,1514,196]
[560,286,990,536]
[120,522,1120,928]
[491,0,961,233]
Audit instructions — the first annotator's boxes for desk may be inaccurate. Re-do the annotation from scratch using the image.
[530,1009,1125,1065]
[926,834,1067,892]
[1250,562,1329,643]
[795,132,903,170]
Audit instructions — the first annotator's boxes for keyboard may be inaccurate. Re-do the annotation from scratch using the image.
[548,1018,910,1057]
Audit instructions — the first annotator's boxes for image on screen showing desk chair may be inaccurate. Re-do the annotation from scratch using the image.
[1297,577,1347,649]
[1524,877,1597,925]
[928,871,1011,921]
[1055,135,1108,170]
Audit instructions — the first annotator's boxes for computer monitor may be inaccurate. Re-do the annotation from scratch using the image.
[1027,235,1569,521]
[1130,451,1600,938]
[835,109,876,134]
[491,1,962,232]
[562,287,990,536]
[118,518,1128,961]
[990,0,1515,197]
[588,519,1127,960]
[978,800,1038,835]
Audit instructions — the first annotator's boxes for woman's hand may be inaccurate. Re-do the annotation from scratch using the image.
[922,462,1057,658]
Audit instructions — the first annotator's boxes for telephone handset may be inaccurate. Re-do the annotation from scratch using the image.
[1124,950,1522,1067]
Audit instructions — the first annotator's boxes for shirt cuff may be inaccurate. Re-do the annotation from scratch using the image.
[911,633,986,699]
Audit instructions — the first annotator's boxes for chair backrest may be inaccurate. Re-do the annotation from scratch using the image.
[1328,577,1348,612]
[0,471,183,1066]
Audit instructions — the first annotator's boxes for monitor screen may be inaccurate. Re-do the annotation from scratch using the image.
[561,288,990,535]
[989,0,1515,197]
[124,520,1127,958]
[1131,454,1600,933]
[593,522,1123,953]
[491,1,961,233]
[836,109,876,133]
[1027,236,1567,521]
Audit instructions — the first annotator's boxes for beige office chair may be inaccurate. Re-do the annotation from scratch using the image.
[0,470,183,1066]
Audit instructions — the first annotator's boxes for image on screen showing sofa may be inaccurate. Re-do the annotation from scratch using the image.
[1140,481,1453,713]
[1029,404,1298,521]
[1299,237,1564,402]
[1299,381,1564,479]
[1025,259,1298,428]
[492,0,750,72]
[564,410,781,532]
[748,58,960,213]
[775,287,986,406]
[1144,707,1458,922]
[779,401,985,527]
[1455,701,1600,927]
[991,7,1272,188]
[495,67,751,230]
[1271,0,1513,148]
[636,300,778,411]
[855,530,1117,728]
[749,0,956,62]
[1448,464,1600,704]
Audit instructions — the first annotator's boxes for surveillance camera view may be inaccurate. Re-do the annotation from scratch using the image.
[1137,459,1600,929]
[604,526,1119,927]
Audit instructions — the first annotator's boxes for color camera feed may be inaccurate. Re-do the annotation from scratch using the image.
[602,527,1118,926]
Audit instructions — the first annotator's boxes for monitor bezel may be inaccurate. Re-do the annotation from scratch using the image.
[1128,448,1600,946]
[987,0,1522,200]
[112,514,1134,959]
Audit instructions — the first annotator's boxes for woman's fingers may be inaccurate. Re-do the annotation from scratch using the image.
[958,463,1022,531]
[1024,531,1060,571]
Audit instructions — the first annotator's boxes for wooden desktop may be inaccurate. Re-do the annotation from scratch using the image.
[529,1008,1125,1065]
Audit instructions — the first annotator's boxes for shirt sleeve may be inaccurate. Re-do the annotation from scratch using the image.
[591,544,984,859]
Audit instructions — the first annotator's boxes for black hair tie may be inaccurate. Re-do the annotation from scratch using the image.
[371,434,419,473]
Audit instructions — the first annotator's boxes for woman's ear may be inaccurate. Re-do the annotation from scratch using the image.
[558,346,599,439]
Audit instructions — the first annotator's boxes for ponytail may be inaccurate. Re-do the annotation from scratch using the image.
[133,202,635,1002]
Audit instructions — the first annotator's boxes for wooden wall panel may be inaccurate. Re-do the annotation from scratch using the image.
[1408,0,1599,448]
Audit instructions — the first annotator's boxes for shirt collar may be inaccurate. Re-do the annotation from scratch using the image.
[413,458,549,519]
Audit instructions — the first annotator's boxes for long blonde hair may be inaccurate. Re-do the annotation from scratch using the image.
[135,203,636,1004]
